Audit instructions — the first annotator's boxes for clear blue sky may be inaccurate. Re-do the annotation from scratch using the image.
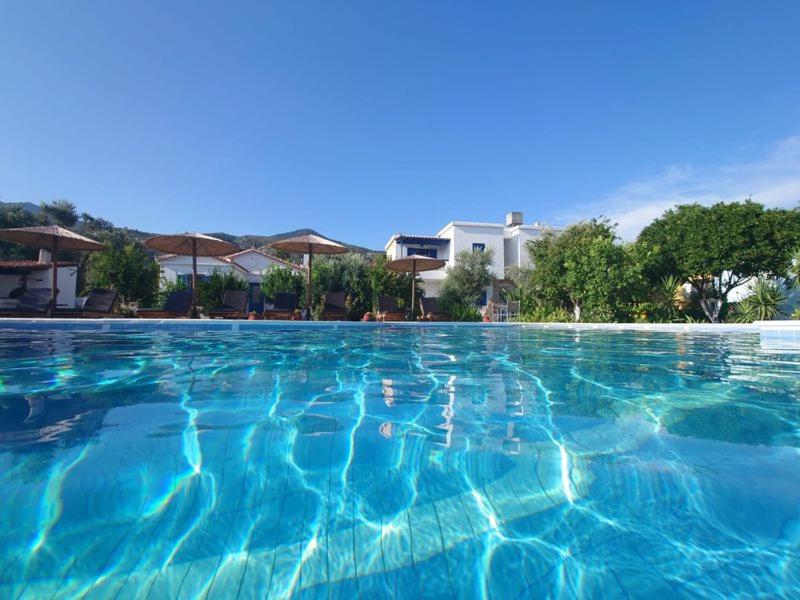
[1,1,799,248]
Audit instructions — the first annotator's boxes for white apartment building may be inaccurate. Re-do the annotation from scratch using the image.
[385,212,559,302]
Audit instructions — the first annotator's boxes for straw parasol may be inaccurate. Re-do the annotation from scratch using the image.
[144,232,239,318]
[385,255,446,319]
[269,234,347,315]
[0,225,106,316]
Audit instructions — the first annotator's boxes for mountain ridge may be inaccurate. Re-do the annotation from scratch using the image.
[0,201,378,254]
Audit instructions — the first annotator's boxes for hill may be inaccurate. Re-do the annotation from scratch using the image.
[0,201,378,254]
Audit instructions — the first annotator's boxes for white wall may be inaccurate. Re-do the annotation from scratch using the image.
[231,250,299,275]
[160,256,238,283]
[443,223,506,278]
[0,265,78,307]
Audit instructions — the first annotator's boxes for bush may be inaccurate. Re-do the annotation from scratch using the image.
[84,243,161,306]
[156,276,187,306]
[730,277,788,322]
[369,255,418,312]
[311,254,372,319]
[261,266,305,302]
[518,306,572,323]
[196,269,248,313]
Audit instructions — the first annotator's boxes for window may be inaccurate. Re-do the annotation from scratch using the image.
[408,247,437,258]
[472,243,486,252]
[477,291,488,306]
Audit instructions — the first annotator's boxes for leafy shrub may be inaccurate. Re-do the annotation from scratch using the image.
[261,266,305,302]
[518,306,572,323]
[156,276,187,306]
[730,277,788,322]
[196,269,248,313]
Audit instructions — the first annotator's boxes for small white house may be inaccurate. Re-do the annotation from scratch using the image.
[157,247,304,311]
[0,250,79,310]
[385,212,559,302]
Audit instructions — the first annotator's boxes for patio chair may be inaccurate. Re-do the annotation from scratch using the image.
[376,295,406,322]
[0,288,52,317]
[207,289,248,319]
[321,292,348,321]
[55,288,119,318]
[506,300,520,322]
[135,290,193,319]
[263,291,297,320]
[419,297,451,321]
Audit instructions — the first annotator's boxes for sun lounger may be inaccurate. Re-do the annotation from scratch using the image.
[207,289,248,319]
[419,297,450,321]
[376,295,406,322]
[263,292,297,320]
[321,292,348,321]
[0,288,52,317]
[135,290,193,318]
[54,288,119,318]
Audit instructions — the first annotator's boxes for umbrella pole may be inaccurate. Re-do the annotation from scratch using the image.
[410,261,417,321]
[49,238,59,318]
[191,239,198,318]
[306,249,313,319]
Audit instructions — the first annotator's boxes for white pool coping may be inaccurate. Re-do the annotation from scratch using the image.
[0,316,795,332]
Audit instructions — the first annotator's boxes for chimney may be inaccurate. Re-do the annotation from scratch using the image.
[506,212,523,227]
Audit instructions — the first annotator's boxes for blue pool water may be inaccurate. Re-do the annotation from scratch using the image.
[0,324,799,598]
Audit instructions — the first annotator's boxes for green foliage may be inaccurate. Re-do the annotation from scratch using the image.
[0,204,39,259]
[636,201,800,322]
[311,254,373,319]
[84,243,161,306]
[261,266,306,302]
[792,307,800,320]
[368,254,418,311]
[438,248,494,320]
[518,305,572,323]
[156,277,187,306]
[40,200,79,227]
[524,219,639,322]
[196,269,248,313]
[634,275,687,323]
[449,303,482,322]
[730,277,788,323]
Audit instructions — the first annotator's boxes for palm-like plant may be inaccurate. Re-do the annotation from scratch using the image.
[732,277,788,322]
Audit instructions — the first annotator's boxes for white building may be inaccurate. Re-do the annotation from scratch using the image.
[384,212,558,302]
[0,249,79,310]
[157,247,304,311]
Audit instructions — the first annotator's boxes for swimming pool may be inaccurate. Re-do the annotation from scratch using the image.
[0,323,798,598]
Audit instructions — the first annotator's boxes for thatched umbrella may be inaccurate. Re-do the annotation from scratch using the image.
[385,255,446,320]
[0,225,106,316]
[269,234,347,315]
[144,232,239,318]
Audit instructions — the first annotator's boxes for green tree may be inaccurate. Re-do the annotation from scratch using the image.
[368,254,418,311]
[438,248,495,319]
[40,200,79,227]
[525,219,639,322]
[637,201,800,322]
[261,266,306,302]
[0,204,39,259]
[196,269,248,313]
[84,243,161,306]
